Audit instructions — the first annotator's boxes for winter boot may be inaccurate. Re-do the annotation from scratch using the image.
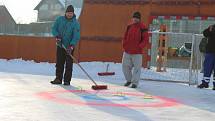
[63,81,70,86]
[197,80,209,89]
[213,82,215,90]
[50,78,62,85]
[131,84,137,88]
[124,82,131,86]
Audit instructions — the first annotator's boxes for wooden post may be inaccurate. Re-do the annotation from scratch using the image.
[156,24,168,72]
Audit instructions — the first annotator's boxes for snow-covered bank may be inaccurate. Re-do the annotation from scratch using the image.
[0,59,201,83]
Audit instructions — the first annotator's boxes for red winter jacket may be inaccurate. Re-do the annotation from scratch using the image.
[122,22,149,54]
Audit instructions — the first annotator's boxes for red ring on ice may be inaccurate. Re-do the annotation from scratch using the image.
[37,90,180,108]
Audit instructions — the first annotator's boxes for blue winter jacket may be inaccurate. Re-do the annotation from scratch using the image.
[52,15,80,48]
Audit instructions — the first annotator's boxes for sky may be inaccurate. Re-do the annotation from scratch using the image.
[1,0,41,24]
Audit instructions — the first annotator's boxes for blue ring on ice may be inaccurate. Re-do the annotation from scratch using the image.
[81,94,129,101]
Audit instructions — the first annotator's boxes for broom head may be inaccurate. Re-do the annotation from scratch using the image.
[98,72,115,76]
[92,85,108,90]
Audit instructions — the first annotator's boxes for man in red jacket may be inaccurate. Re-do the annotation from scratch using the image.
[122,12,149,88]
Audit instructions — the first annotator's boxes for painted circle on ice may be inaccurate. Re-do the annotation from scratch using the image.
[37,90,180,108]
[82,94,130,101]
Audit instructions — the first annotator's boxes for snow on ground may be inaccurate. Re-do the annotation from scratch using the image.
[0,59,193,81]
[0,58,206,86]
[0,59,215,121]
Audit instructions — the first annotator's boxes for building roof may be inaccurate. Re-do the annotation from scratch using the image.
[0,5,16,24]
[34,0,82,18]
[35,0,83,10]
[34,0,65,10]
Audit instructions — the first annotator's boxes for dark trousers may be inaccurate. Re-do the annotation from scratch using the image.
[203,53,215,82]
[55,46,74,82]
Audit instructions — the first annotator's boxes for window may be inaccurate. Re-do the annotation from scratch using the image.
[40,4,48,10]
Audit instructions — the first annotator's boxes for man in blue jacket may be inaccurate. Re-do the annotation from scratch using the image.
[50,5,80,86]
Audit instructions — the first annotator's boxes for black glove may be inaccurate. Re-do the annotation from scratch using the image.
[66,45,74,54]
[56,36,61,41]
[55,36,62,46]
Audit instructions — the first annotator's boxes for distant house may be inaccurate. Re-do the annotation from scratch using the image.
[34,0,65,22]
[34,0,83,22]
[0,5,16,34]
[15,0,82,36]
[65,0,83,8]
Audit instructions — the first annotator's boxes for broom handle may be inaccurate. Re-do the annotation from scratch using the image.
[106,64,109,72]
[71,55,98,86]
[61,44,98,86]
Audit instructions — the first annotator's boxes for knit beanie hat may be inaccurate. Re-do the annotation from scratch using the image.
[133,12,141,19]
[66,5,74,13]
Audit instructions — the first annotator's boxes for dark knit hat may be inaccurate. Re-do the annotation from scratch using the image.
[66,5,74,13]
[133,12,141,19]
